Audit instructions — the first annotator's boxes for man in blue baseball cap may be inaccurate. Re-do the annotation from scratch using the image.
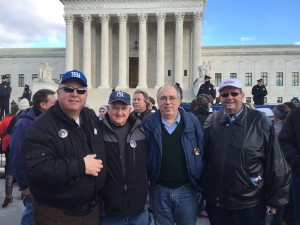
[100,90,150,225]
[60,69,87,87]
[22,69,107,225]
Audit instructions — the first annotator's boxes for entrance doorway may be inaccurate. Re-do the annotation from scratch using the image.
[129,57,139,88]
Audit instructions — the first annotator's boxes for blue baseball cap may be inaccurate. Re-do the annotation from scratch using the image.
[108,90,131,105]
[60,70,87,87]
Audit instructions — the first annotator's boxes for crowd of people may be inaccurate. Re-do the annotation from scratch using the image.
[0,70,299,225]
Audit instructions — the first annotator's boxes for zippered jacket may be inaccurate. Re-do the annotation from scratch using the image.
[203,106,290,209]
[22,102,107,208]
[143,108,205,190]
[100,114,148,216]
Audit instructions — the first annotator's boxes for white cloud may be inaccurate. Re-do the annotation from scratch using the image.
[295,42,300,45]
[240,36,254,42]
[0,0,65,48]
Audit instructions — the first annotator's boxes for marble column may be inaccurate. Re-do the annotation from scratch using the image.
[137,13,148,88]
[99,14,110,88]
[117,14,128,88]
[82,15,92,87]
[174,12,184,87]
[155,13,166,88]
[64,15,74,72]
[193,12,203,83]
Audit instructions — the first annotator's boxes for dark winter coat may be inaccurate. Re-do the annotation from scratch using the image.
[203,106,290,209]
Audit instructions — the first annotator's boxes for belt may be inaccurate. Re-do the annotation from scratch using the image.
[63,201,98,216]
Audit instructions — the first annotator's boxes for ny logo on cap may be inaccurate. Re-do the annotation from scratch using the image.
[116,91,124,98]
[71,72,81,78]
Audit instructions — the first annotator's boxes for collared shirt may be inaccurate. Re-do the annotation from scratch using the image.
[224,107,243,124]
[161,112,181,134]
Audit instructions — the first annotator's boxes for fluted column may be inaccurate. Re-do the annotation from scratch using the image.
[82,15,92,87]
[193,12,203,83]
[64,15,74,71]
[175,12,184,86]
[117,14,128,88]
[137,13,148,88]
[99,14,110,88]
[155,13,166,88]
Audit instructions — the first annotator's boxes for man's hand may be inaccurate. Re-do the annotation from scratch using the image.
[21,187,32,198]
[83,154,103,176]
[266,206,276,215]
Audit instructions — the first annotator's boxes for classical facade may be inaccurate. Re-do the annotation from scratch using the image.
[0,0,299,110]
[60,0,206,89]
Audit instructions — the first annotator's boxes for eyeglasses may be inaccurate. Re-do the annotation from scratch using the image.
[220,92,241,98]
[158,96,178,102]
[59,86,87,95]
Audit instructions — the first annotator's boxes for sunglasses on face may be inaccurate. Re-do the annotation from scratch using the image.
[220,92,241,98]
[59,86,87,95]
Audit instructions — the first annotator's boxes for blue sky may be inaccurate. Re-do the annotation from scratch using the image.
[0,0,299,48]
[202,0,300,46]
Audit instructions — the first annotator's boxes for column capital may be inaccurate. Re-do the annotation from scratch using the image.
[138,13,148,24]
[100,14,110,23]
[175,12,185,23]
[193,12,203,22]
[156,13,166,23]
[117,14,128,24]
[82,15,92,24]
[64,15,74,25]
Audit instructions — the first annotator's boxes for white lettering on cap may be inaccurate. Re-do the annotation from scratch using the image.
[116,91,124,98]
[71,72,81,78]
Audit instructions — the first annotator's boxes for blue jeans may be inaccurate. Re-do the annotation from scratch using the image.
[292,172,300,224]
[101,209,150,225]
[21,197,33,225]
[150,183,198,225]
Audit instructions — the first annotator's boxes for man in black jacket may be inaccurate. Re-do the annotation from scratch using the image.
[100,90,149,225]
[0,75,12,119]
[278,107,300,224]
[251,79,268,105]
[203,79,290,225]
[196,75,216,102]
[22,70,107,225]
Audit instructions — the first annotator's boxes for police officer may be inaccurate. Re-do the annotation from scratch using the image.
[0,75,12,119]
[251,79,268,105]
[196,75,216,102]
[21,84,32,103]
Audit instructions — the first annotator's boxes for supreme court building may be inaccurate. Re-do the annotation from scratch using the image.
[0,0,300,109]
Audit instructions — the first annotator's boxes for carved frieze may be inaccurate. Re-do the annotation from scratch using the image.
[62,0,204,15]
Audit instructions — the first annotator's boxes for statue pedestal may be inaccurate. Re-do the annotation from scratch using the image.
[32,78,58,94]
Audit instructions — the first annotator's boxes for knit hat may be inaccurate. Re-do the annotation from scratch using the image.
[18,98,30,110]
[196,94,213,110]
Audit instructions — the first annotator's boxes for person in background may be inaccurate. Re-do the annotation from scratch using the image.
[203,79,290,225]
[143,84,205,225]
[278,107,300,225]
[10,89,55,225]
[21,84,32,103]
[22,70,106,225]
[0,75,12,119]
[290,97,300,107]
[272,104,291,136]
[196,75,216,102]
[100,90,149,225]
[189,99,197,112]
[98,105,108,121]
[0,104,19,207]
[193,94,213,126]
[131,89,151,120]
[251,79,268,105]
[245,102,256,109]
[284,102,298,111]
[149,96,157,112]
